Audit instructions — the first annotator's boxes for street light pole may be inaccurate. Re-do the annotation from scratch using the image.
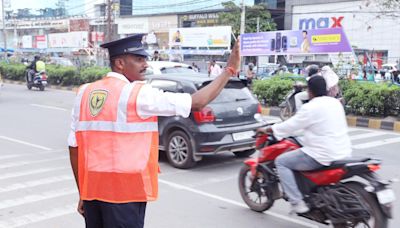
[1,0,7,61]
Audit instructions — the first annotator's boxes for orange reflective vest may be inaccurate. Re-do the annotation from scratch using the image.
[74,77,159,203]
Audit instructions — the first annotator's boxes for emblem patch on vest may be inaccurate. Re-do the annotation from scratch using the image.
[89,90,108,117]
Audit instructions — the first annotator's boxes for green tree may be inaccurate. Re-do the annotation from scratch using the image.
[219,1,277,37]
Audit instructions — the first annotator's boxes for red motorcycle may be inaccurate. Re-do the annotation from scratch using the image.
[238,132,395,228]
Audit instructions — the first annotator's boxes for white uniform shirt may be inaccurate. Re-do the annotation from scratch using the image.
[210,64,223,77]
[68,72,192,147]
[271,96,352,166]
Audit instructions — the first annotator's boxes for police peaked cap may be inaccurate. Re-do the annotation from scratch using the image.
[100,34,149,58]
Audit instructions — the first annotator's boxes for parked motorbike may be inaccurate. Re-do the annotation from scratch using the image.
[26,70,47,91]
[278,81,307,120]
[238,131,395,228]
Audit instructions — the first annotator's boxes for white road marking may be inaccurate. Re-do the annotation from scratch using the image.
[159,179,318,228]
[0,204,76,228]
[0,150,65,161]
[0,175,73,193]
[30,104,68,111]
[349,132,388,140]
[0,167,69,180]
[189,175,237,188]
[0,156,67,169]
[0,136,52,151]
[0,188,77,210]
[352,137,400,149]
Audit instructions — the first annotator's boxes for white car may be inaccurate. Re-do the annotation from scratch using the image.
[145,61,196,75]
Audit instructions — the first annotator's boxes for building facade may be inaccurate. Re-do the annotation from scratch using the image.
[285,0,400,64]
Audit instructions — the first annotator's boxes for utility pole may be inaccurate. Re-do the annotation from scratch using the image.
[1,0,7,61]
[106,0,112,42]
[256,17,260,74]
[240,0,245,71]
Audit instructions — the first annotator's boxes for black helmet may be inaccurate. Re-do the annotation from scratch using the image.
[306,64,319,77]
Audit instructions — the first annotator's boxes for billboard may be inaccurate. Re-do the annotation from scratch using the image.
[48,31,88,48]
[241,28,352,56]
[169,26,231,48]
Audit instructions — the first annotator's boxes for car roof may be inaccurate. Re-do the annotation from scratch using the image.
[146,72,241,84]
[147,61,190,68]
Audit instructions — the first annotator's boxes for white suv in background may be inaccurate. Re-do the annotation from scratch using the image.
[145,61,196,75]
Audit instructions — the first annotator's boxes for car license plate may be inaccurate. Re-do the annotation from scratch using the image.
[377,189,396,204]
[232,131,254,141]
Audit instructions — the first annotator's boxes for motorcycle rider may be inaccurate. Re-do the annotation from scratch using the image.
[258,76,352,213]
[27,55,46,83]
[294,64,320,111]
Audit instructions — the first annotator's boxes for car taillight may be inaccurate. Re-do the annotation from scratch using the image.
[257,103,262,113]
[193,107,215,123]
[368,164,380,172]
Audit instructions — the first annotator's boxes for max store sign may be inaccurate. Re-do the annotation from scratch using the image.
[298,16,344,30]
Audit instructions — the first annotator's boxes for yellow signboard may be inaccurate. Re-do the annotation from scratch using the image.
[311,34,341,43]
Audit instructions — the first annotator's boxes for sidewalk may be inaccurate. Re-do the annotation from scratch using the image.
[262,107,400,133]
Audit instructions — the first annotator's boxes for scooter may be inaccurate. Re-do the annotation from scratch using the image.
[26,70,48,91]
[238,131,395,228]
[278,81,306,120]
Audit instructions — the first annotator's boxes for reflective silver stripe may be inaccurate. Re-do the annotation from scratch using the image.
[76,121,158,133]
[117,83,135,122]
[74,84,90,122]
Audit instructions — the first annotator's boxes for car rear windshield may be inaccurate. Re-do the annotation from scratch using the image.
[198,81,255,103]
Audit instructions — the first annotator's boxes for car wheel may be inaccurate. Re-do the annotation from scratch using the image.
[166,130,196,169]
[234,149,256,158]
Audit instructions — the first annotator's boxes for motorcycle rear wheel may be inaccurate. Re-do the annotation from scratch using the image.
[333,182,388,228]
[238,165,275,212]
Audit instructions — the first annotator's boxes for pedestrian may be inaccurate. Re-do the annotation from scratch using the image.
[68,34,241,228]
[151,50,162,61]
[208,60,223,77]
[246,62,256,87]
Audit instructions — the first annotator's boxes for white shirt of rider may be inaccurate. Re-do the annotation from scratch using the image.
[271,96,352,166]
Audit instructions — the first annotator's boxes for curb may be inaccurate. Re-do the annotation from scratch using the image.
[4,80,79,92]
[262,107,400,133]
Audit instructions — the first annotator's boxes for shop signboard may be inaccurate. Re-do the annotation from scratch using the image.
[148,15,177,33]
[241,28,352,56]
[178,12,220,27]
[5,19,68,30]
[48,31,88,48]
[116,17,148,34]
[22,35,32,48]
[69,19,90,32]
[169,26,231,48]
[33,35,47,49]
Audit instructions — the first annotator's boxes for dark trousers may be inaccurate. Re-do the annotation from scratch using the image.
[83,200,147,228]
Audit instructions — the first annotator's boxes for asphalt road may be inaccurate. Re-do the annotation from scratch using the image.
[0,83,399,228]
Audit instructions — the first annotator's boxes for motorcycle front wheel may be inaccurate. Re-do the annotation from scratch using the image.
[238,165,275,212]
[333,182,388,228]
[279,104,292,121]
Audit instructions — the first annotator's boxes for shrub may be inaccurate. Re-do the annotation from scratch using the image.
[253,77,295,106]
[79,66,110,84]
[341,80,400,116]
[46,64,78,86]
[0,62,26,81]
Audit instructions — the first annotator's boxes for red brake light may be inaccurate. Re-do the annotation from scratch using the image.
[193,107,215,123]
[368,164,380,172]
[257,103,262,113]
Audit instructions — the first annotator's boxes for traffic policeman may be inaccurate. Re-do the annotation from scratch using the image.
[68,34,241,228]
